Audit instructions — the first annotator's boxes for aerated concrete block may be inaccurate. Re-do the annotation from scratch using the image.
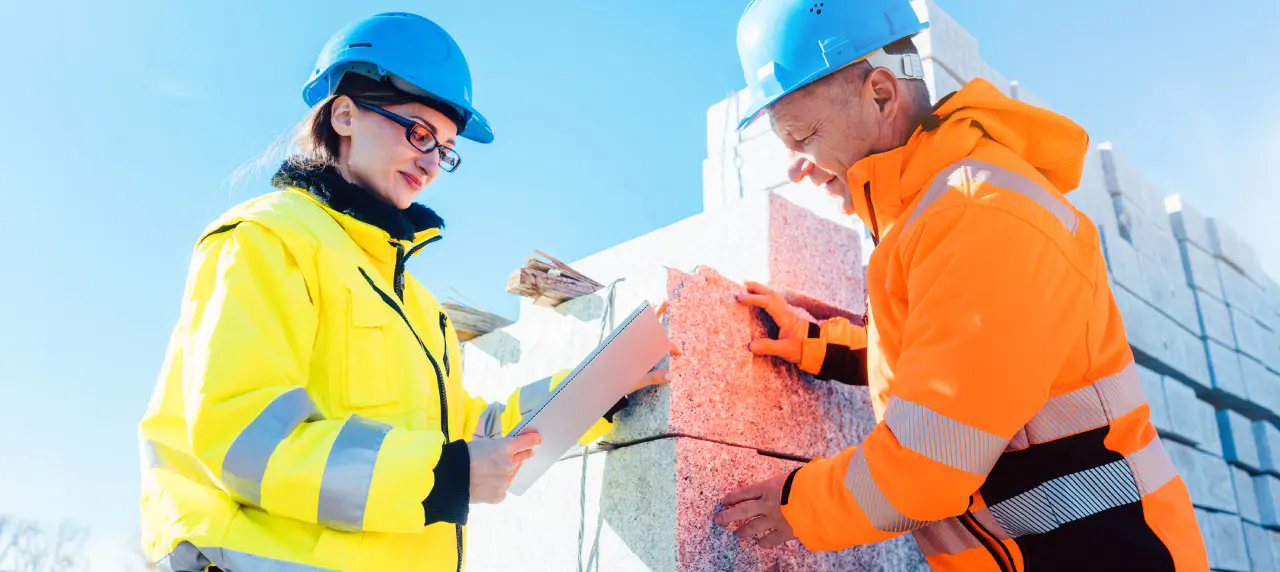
[607,268,873,460]
[1258,421,1280,478]
[1167,439,1238,513]
[1099,143,1169,230]
[1138,364,1172,434]
[1208,512,1251,571]
[1206,341,1249,406]
[1196,508,1220,569]
[1183,241,1227,302]
[468,437,929,571]
[1255,475,1280,528]
[1163,378,1207,445]
[1198,399,1224,457]
[1167,194,1213,251]
[1208,218,1264,283]
[1198,293,1237,348]
[1233,308,1268,362]
[1237,466,1263,524]
[1220,260,1263,318]
[1241,357,1280,416]
[1245,521,1277,572]
[1221,409,1264,472]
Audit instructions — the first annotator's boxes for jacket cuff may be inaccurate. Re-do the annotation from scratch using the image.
[423,440,470,525]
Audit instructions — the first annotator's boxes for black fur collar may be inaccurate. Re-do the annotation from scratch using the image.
[272,160,444,241]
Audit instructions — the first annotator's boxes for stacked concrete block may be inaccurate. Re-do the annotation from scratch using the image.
[1245,521,1277,572]
[1205,340,1250,407]
[909,0,1011,100]
[1272,531,1280,571]
[1208,218,1266,286]
[1138,364,1172,434]
[1236,467,1263,524]
[1200,294,1239,349]
[1220,409,1264,472]
[1163,377,1209,445]
[1198,399,1225,457]
[1196,509,1221,569]
[1242,357,1280,417]
[1234,307,1270,363]
[1256,421,1280,477]
[1167,440,1238,513]
[1256,475,1280,528]
[1207,512,1252,571]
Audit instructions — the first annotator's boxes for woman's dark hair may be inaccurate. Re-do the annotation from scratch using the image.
[291,73,465,170]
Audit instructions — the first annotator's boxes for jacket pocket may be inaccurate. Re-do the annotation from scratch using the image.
[344,285,398,409]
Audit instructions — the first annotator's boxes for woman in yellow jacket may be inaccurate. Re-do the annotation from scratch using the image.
[138,13,666,572]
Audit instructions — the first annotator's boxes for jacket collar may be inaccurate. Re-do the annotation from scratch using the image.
[844,78,1089,240]
[271,160,443,262]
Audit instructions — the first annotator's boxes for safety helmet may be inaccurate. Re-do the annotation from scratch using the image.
[303,12,494,143]
[736,0,928,129]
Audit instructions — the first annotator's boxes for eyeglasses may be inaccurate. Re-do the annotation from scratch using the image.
[356,102,462,173]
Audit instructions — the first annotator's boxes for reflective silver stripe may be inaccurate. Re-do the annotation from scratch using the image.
[912,437,1176,555]
[518,376,554,415]
[155,540,336,572]
[223,388,321,506]
[884,398,1007,475]
[1017,363,1145,448]
[473,402,506,438]
[902,159,1079,235]
[911,517,981,557]
[845,448,929,533]
[317,415,391,531]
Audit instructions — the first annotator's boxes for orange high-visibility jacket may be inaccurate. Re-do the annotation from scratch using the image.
[782,79,1208,571]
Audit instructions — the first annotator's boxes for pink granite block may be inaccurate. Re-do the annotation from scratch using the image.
[768,193,866,317]
[599,437,928,571]
[608,267,875,460]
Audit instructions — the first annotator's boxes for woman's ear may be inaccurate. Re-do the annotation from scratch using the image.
[330,96,356,137]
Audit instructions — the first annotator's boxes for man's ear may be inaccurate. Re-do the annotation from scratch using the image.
[865,68,899,115]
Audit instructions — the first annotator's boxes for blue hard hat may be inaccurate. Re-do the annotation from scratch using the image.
[736,0,928,129]
[303,12,494,144]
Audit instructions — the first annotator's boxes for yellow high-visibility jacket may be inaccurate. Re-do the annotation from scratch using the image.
[139,164,613,571]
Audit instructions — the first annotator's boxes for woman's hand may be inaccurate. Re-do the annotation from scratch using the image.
[467,431,540,504]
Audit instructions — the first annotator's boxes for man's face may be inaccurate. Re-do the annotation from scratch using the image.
[768,67,885,213]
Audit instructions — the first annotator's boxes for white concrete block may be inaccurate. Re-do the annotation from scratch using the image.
[1271,530,1280,571]
[1166,194,1213,251]
[1106,235,1152,302]
[1240,357,1280,415]
[1208,512,1251,571]
[1138,364,1172,434]
[1164,378,1207,445]
[1167,439,1238,512]
[913,1,981,81]
[1254,421,1280,478]
[1198,399,1225,457]
[1098,142,1169,229]
[1068,148,1119,234]
[1208,217,1265,282]
[1245,521,1277,572]
[1198,293,1238,348]
[1237,466,1263,524]
[1220,258,1265,318]
[1256,475,1280,527]
[1139,255,1202,334]
[1232,308,1267,361]
[1009,80,1050,110]
[1195,508,1220,569]
[1220,409,1264,472]
[1182,241,1227,301]
[1206,341,1249,405]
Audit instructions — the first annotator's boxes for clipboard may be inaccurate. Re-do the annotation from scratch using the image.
[506,301,670,495]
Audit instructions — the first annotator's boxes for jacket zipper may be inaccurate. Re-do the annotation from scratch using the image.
[439,313,452,376]
[863,181,881,247]
[958,502,1014,572]
[357,268,461,571]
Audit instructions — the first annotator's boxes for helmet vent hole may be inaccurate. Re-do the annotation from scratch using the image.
[810,3,823,14]
[348,43,373,48]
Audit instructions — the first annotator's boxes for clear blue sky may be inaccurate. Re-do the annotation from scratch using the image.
[1,0,1276,549]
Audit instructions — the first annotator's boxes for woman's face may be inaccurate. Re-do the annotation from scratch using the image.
[330,97,460,210]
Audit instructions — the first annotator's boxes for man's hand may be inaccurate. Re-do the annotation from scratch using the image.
[735,281,809,365]
[713,472,798,549]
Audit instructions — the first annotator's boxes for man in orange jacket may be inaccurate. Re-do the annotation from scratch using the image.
[713,1,1209,570]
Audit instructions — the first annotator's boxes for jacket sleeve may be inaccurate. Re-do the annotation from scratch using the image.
[182,222,442,534]
[798,317,869,385]
[462,369,619,445]
[780,204,1085,550]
